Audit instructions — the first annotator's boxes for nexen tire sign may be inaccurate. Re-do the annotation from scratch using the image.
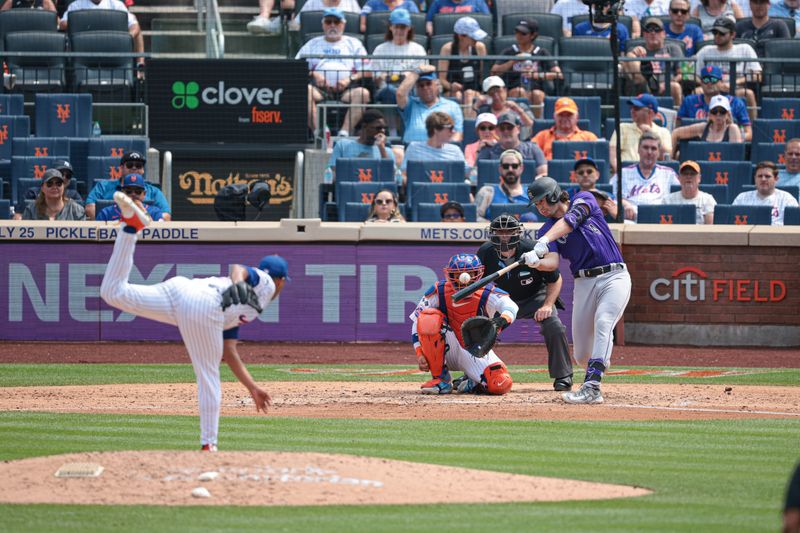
[649,266,787,302]
[147,59,308,144]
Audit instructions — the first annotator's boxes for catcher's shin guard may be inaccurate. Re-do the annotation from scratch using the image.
[482,362,512,395]
[417,308,447,380]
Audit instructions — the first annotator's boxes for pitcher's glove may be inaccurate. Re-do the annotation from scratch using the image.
[221,281,263,314]
[461,316,499,358]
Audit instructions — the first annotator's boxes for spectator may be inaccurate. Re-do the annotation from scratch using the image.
[532,97,598,160]
[572,4,630,52]
[359,0,419,33]
[60,0,144,67]
[16,159,82,218]
[665,0,705,56]
[609,93,672,172]
[464,112,497,168]
[695,16,761,120]
[732,161,799,225]
[328,109,394,177]
[371,8,427,111]
[785,462,800,533]
[293,0,360,29]
[490,18,562,118]
[735,0,790,56]
[440,200,466,222]
[769,0,800,29]
[402,111,467,180]
[572,157,619,219]
[677,64,752,141]
[671,94,742,158]
[296,7,371,136]
[365,188,405,222]
[96,173,165,222]
[616,131,680,222]
[21,169,85,221]
[477,113,547,177]
[550,0,589,37]
[424,0,489,36]
[437,17,487,117]
[662,160,716,223]
[778,138,800,193]
[247,0,289,35]
[85,151,172,221]
[397,64,464,143]
[474,149,535,221]
[472,76,534,138]
[624,0,669,19]
[622,17,684,106]
[0,0,56,11]
[692,0,744,36]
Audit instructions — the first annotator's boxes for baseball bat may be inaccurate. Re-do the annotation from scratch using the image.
[452,260,522,303]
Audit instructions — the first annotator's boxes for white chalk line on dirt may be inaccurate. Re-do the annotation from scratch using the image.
[609,403,800,417]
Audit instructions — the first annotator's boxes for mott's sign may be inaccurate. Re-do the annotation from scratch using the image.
[650,266,787,302]
[171,81,284,109]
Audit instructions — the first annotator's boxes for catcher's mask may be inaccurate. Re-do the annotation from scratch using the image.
[488,214,523,254]
[444,253,484,288]
[527,176,562,207]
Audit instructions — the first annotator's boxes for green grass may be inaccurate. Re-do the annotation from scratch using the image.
[1,364,798,532]
[2,363,798,387]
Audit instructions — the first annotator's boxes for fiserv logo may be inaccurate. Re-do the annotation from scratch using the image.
[171,80,283,110]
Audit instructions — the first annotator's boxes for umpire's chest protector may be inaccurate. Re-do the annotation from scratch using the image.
[438,282,491,347]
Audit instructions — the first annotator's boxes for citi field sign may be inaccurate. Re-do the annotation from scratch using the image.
[649,266,787,303]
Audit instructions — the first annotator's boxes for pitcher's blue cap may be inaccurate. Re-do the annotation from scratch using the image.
[259,255,290,280]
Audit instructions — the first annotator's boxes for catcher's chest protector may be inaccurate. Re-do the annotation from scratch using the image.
[417,308,447,379]
[439,282,489,347]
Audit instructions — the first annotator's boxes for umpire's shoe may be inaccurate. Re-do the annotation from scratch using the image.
[421,377,453,395]
[114,191,151,232]
[553,375,573,391]
[562,383,603,404]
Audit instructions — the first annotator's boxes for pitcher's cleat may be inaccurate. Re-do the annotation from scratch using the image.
[200,444,218,452]
[114,191,151,232]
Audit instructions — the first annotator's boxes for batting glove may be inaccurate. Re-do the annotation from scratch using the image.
[521,251,541,268]
[534,236,550,259]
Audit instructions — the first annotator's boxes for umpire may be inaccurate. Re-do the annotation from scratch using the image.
[477,214,573,391]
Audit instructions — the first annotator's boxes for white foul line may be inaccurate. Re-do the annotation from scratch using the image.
[609,404,800,417]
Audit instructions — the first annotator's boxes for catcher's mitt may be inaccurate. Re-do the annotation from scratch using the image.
[221,281,263,314]
[461,316,498,358]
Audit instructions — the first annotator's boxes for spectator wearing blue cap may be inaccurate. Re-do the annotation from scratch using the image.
[609,93,672,172]
[396,63,464,143]
[370,8,427,111]
[95,173,166,222]
[293,0,360,28]
[296,7,371,137]
[676,64,752,141]
[424,0,490,35]
[359,0,419,33]
[436,17,487,115]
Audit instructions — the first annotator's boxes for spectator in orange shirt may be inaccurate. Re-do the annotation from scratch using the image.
[531,97,598,159]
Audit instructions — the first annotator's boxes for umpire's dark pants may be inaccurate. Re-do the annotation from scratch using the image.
[516,291,573,380]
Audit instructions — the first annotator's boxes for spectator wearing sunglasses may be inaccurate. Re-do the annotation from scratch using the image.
[676,64,752,141]
[440,200,466,222]
[397,64,464,144]
[21,169,86,221]
[84,151,172,221]
[665,0,705,56]
[671,94,742,158]
[366,188,405,222]
[401,111,468,181]
[477,113,547,177]
[474,149,536,222]
[328,109,396,179]
[95,173,166,222]
[464,113,498,169]
[15,159,82,219]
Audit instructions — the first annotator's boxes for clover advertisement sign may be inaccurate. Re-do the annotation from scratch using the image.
[146,59,309,144]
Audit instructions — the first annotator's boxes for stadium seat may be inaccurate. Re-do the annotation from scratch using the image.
[501,12,562,40]
[751,119,800,145]
[406,160,466,184]
[87,156,124,183]
[559,37,614,97]
[603,117,632,139]
[549,158,609,183]
[5,32,66,97]
[750,142,786,165]
[334,158,395,183]
[335,181,396,221]
[637,204,697,224]
[486,202,539,222]
[66,9,128,36]
[70,31,135,103]
[406,181,471,220]
[551,140,610,161]
[543,96,601,137]
[95,198,115,214]
[762,39,800,96]
[476,158,537,188]
[713,204,773,225]
[9,155,60,206]
[87,136,148,158]
[696,161,752,202]
[343,202,370,222]
[0,198,8,219]
[416,201,477,222]
[759,97,800,120]
[680,141,746,162]
[669,183,729,204]
[12,137,69,158]
[365,12,426,36]
[299,11,360,42]
[0,94,24,116]
[0,115,32,163]
[35,94,93,137]
[0,10,57,52]
[784,206,800,225]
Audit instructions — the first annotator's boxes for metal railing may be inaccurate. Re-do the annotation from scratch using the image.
[196,0,225,58]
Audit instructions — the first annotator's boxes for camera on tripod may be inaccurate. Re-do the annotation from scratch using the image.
[581,0,623,23]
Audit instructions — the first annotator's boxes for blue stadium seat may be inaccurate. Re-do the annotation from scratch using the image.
[669,183,728,204]
[751,119,800,145]
[462,118,477,147]
[696,161,752,202]
[680,142,746,162]
[533,118,592,138]
[488,202,539,222]
[0,198,8,219]
[334,158,395,183]
[12,137,70,158]
[713,204,773,225]
[603,117,633,139]
[741,184,800,200]
[69,137,89,183]
[637,204,697,224]
[34,94,93,137]
[87,156,124,182]
[0,115,31,164]
[750,142,785,164]
[549,158,609,183]
[0,177,4,199]
[551,140,610,161]
[343,202,370,222]
[416,202,477,222]
[406,182,471,221]
[476,158,538,188]
[406,160,466,184]
[95,199,115,214]
[0,94,24,116]
[10,155,60,206]
[759,98,800,120]
[543,96,602,137]
[87,136,148,158]
[784,206,800,225]
[335,181,397,221]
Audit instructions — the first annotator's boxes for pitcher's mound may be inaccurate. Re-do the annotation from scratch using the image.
[0,451,651,506]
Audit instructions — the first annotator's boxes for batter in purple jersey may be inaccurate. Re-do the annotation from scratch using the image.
[521,177,632,404]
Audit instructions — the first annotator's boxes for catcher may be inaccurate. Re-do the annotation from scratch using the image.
[409,253,518,395]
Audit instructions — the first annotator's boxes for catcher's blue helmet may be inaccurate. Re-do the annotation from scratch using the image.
[444,253,484,287]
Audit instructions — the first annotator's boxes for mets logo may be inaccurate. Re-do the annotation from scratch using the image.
[34,147,48,156]
[707,152,722,161]
[429,170,444,183]
[781,108,795,120]
[714,171,728,185]
[734,214,749,225]
[357,168,373,182]
[659,214,674,224]
[773,129,786,144]
[111,147,124,157]
[33,165,47,179]
[56,104,71,124]
[360,192,374,204]
[433,192,449,203]
[572,150,588,160]
[109,166,123,179]
[0,125,7,144]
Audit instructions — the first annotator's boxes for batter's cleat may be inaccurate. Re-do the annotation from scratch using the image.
[562,383,603,404]
[201,444,218,452]
[113,191,151,232]
[453,375,478,393]
[421,378,453,395]
[553,375,573,391]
